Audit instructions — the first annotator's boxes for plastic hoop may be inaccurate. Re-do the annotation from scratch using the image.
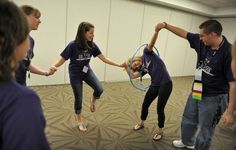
[129,44,159,92]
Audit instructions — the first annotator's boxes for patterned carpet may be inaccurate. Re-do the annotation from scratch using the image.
[31,76,236,150]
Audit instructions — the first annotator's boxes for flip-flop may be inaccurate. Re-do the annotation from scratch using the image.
[90,98,95,112]
[133,123,144,131]
[153,131,163,141]
[78,122,87,132]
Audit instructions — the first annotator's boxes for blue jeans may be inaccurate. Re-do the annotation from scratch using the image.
[181,93,228,150]
[70,70,103,114]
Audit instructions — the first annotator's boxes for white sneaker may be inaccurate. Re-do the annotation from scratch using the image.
[172,139,195,149]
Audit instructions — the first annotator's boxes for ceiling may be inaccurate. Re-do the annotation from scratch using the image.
[191,0,236,9]
[142,0,236,17]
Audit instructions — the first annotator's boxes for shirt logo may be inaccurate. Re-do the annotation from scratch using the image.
[76,51,91,61]
[140,60,151,74]
[198,59,214,76]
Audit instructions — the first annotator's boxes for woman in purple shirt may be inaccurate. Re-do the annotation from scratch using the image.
[0,2,51,150]
[50,22,125,132]
[123,24,172,141]
[15,5,54,86]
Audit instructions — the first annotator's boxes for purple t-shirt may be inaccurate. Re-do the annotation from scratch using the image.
[187,32,233,96]
[60,41,101,81]
[0,79,51,150]
[15,36,35,85]
[141,47,171,86]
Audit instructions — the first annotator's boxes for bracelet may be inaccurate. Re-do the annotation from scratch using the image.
[163,22,167,28]
[45,72,49,76]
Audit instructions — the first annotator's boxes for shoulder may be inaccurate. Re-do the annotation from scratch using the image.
[221,37,232,56]
[143,46,154,55]
[222,37,232,49]
[92,42,99,49]
[91,42,102,53]
[64,40,77,51]
[29,35,34,43]
[1,80,39,104]
[67,40,76,47]
[187,32,199,40]
[0,80,40,118]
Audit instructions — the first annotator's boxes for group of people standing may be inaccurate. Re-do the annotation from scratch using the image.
[0,1,235,150]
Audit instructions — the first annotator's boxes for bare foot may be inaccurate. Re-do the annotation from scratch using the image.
[78,122,87,132]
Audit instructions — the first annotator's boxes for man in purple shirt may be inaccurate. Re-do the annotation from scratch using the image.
[159,20,234,150]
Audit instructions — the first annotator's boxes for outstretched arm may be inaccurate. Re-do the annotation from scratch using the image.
[147,23,165,51]
[162,22,188,39]
[29,64,51,76]
[49,56,66,74]
[52,56,66,68]
[98,54,125,67]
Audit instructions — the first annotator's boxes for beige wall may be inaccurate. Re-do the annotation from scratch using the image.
[13,0,236,86]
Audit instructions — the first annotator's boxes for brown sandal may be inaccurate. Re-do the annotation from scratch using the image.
[153,131,163,141]
[133,123,144,131]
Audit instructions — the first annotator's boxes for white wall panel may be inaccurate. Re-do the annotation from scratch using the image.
[105,0,144,82]
[165,10,192,76]
[14,0,67,86]
[217,18,236,43]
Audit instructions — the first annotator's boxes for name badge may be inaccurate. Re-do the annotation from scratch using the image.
[82,66,88,73]
[195,68,202,81]
[192,81,202,101]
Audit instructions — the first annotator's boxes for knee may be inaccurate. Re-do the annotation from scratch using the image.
[94,87,103,98]
[98,88,104,96]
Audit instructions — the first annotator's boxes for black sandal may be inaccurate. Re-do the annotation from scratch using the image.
[153,131,163,141]
[133,123,144,131]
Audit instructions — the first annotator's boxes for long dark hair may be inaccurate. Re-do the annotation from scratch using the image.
[0,1,29,81]
[75,22,94,50]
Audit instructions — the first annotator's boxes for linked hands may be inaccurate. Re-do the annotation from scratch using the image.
[120,61,129,68]
[45,66,57,76]
[155,22,166,32]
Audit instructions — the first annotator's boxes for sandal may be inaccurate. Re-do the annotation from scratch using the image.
[133,123,144,131]
[78,122,87,132]
[90,98,96,112]
[153,131,163,141]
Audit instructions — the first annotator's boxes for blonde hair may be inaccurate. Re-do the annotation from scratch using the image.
[128,56,142,64]
[127,56,142,72]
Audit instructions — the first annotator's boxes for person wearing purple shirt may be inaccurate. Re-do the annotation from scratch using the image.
[0,1,51,150]
[50,22,125,132]
[159,20,234,150]
[123,24,173,141]
[221,39,236,126]
[15,5,54,86]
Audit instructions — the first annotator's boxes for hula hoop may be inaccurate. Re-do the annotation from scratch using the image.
[129,44,159,92]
